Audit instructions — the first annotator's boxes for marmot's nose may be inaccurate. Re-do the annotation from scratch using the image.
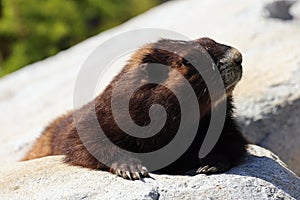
[227,48,242,66]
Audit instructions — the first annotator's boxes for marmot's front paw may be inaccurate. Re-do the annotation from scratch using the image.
[196,153,231,174]
[109,158,149,180]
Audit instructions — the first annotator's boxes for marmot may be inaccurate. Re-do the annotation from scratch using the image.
[22,37,248,180]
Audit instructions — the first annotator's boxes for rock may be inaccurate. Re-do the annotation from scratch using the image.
[264,0,297,20]
[0,145,299,199]
[232,1,300,174]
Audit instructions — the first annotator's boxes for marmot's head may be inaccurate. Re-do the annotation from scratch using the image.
[196,37,242,91]
[127,37,243,98]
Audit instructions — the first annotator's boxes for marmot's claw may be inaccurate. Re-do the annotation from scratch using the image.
[132,172,141,180]
[196,165,209,173]
[141,166,149,177]
[207,166,219,173]
[110,161,148,180]
[197,154,231,174]
[196,164,226,174]
[117,170,146,180]
[116,169,122,176]
[124,171,132,180]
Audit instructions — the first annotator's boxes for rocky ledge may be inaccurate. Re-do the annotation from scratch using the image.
[1,145,299,200]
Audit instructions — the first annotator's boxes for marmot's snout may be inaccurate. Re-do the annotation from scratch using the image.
[219,47,243,89]
[195,38,243,89]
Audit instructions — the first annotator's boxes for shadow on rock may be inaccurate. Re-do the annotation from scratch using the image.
[264,0,297,20]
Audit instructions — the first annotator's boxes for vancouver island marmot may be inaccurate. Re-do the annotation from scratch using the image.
[22,37,248,180]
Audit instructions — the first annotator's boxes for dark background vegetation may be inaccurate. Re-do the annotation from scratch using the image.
[0,0,167,77]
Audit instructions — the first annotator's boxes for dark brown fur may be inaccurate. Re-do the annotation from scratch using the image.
[22,38,248,180]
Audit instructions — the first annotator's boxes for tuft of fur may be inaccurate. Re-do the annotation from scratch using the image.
[22,38,248,180]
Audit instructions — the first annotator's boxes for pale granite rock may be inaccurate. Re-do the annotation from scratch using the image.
[0,145,299,200]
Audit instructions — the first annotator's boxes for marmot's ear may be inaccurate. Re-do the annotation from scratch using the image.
[140,63,169,83]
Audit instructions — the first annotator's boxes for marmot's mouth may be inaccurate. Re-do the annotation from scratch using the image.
[222,65,242,90]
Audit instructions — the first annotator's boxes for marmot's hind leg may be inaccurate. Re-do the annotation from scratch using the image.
[21,130,54,161]
[21,114,72,161]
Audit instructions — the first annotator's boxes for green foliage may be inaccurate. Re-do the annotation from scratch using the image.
[0,0,163,77]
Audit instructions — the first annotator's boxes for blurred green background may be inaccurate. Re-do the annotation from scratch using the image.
[0,0,167,77]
